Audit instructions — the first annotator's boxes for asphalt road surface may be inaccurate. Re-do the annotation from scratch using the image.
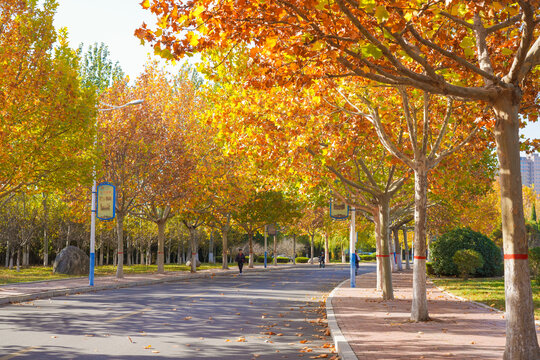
[1,263,374,359]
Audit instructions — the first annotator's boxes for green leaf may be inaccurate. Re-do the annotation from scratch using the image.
[375,5,389,23]
[501,48,513,56]
[361,44,383,59]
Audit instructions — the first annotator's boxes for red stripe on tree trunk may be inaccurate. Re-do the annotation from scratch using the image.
[504,254,528,260]
[376,255,389,257]
[414,256,426,259]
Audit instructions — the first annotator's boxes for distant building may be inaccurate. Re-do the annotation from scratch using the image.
[520,153,540,192]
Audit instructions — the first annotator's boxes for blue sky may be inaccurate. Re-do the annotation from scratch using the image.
[53,1,539,142]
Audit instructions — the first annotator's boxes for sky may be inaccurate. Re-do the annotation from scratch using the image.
[53,1,539,142]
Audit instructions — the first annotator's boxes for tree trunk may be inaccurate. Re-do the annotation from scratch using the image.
[273,235,277,265]
[325,231,329,264]
[209,231,214,264]
[403,228,410,270]
[189,227,198,273]
[310,234,315,264]
[99,233,104,266]
[394,229,403,271]
[16,248,20,272]
[156,220,166,273]
[248,232,254,268]
[377,199,393,300]
[390,227,397,273]
[411,166,429,321]
[4,241,9,268]
[115,213,124,278]
[341,243,346,263]
[293,234,296,265]
[177,239,182,264]
[222,224,229,270]
[42,193,49,266]
[373,211,383,291]
[493,98,540,359]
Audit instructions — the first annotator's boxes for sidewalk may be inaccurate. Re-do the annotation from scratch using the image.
[0,264,295,306]
[328,269,540,360]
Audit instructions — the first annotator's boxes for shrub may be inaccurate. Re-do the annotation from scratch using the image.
[277,257,290,263]
[216,256,222,263]
[529,247,540,281]
[296,257,309,263]
[426,262,435,275]
[360,254,376,261]
[453,249,484,280]
[430,227,502,277]
[256,255,273,263]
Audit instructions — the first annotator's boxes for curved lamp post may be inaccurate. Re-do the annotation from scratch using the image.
[89,99,144,286]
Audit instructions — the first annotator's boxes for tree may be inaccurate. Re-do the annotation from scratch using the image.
[139,2,540,355]
[79,42,124,94]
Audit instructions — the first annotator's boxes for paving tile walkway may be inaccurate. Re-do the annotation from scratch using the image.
[331,269,540,360]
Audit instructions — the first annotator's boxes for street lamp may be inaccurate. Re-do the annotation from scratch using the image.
[89,99,144,286]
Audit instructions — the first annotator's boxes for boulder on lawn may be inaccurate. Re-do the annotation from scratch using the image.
[186,258,201,267]
[53,246,89,275]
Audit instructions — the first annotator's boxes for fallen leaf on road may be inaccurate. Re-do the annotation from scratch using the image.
[237,337,247,342]
[310,355,328,359]
[300,340,309,344]
[236,313,241,315]
[152,350,159,353]
[276,333,284,336]
[262,331,276,335]
[84,334,94,337]
[184,316,192,320]
[296,333,304,337]
[225,339,231,342]
[144,345,152,349]
[208,317,213,320]
[470,341,476,344]
[128,337,132,343]
[51,336,57,339]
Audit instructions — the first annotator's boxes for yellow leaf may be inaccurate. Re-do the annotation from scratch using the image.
[266,37,278,48]
[141,0,150,9]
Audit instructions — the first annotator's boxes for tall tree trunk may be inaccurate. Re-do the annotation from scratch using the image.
[390,227,397,273]
[42,193,48,266]
[394,229,403,271]
[293,234,296,265]
[222,223,229,270]
[126,236,132,266]
[411,166,429,321]
[273,235,277,265]
[374,211,383,291]
[115,213,124,278]
[209,231,214,264]
[324,231,329,263]
[177,238,182,264]
[189,227,198,273]
[248,232,254,268]
[4,241,9,268]
[310,234,315,264]
[341,243,345,263]
[377,198,393,300]
[157,220,166,273]
[99,232,104,266]
[403,228,410,270]
[16,248,20,272]
[493,99,540,359]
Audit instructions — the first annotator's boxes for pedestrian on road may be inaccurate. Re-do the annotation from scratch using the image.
[235,248,246,274]
[319,252,325,268]
[354,250,360,275]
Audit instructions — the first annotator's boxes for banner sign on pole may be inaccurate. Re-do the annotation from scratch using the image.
[97,182,116,221]
[330,199,349,220]
[267,224,277,236]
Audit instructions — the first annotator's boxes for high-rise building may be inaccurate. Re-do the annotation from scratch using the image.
[520,153,540,192]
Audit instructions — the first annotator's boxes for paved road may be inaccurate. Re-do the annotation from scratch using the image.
[0,264,374,359]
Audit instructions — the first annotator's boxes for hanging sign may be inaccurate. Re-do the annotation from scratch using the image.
[267,224,277,236]
[97,182,116,221]
[330,199,349,220]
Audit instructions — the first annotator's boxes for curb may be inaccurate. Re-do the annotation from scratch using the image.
[0,264,299,306]
[326,278,358,360]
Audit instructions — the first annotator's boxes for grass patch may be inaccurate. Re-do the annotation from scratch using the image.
[0,263,222,285]
[431,277,539,320]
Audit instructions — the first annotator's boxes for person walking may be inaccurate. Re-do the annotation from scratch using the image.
[235,248,246,274]
[354,250,360,275]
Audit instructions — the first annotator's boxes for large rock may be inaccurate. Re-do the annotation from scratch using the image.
[53,246,89,275]
[186,258,201,267]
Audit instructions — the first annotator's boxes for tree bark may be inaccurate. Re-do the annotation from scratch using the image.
[189,227,198,273]
[310,233,315,264]
[42,193,48,266]
[4,241,9,268]
[341,243,346,263]
[222,227,229,270]
[394,229,403,271]
[403,228,410,270]
[16,248,20,272]
[248,232,254,268]
[325,231,330,264]
[411,167,429,321]
[293,234,296,265]
[115,213,124,278]
[209,231,214,264]
[493,97,540,360]
[390,227,397,273]
[156,220,166,273]
[377,198,393,300]
[273,235,277,265]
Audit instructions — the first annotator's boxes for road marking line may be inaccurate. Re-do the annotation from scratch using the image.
[105,308,151,323]
[0,346,38,360]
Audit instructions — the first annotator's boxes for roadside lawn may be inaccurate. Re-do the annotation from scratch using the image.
[0,263,222,285]
[431,277,539,320]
